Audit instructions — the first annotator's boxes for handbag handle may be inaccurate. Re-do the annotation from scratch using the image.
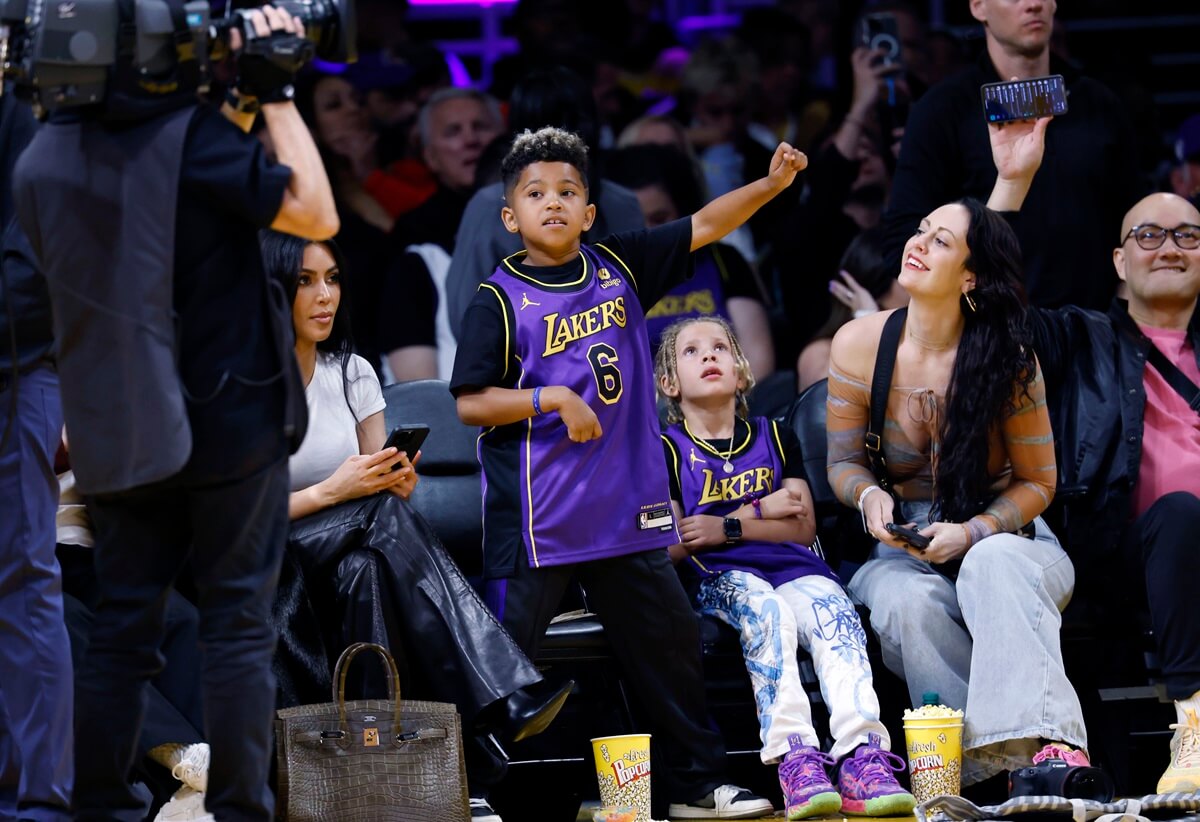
[332,642,404,737]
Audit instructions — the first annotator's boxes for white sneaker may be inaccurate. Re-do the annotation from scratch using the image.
[153,786,213,821]
[1158,709,1200,794]
[170,743,210,793]
[469,796,503,822]
[668,784,775,819]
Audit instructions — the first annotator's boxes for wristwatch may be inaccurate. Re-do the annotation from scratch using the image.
[722,517,742,544]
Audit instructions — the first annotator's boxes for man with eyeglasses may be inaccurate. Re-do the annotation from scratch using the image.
[989,119,1200,794]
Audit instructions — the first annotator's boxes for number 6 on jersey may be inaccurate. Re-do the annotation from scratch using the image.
[587,343,623,404]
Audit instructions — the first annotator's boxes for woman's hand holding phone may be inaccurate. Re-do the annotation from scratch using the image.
[386,450,421,500]
[914,521,971,564]
[320,448,419,506]
[861,487,910,550]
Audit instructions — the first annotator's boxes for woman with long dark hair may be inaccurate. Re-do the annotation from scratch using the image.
[261,231,571,818]
[825,198,1088,786]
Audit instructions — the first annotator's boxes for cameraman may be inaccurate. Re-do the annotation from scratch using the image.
[0,92,72,820]
[13,5,336,820]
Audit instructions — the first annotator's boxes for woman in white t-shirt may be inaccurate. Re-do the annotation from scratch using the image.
[261,233,572,780]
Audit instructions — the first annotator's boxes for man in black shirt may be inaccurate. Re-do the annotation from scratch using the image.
[881,0,1144,310]
[13,6,336,819]
[381,87,503,382]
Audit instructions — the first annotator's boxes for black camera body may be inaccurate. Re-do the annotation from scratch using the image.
[1008,759,1114,802]
[0,0,355,115]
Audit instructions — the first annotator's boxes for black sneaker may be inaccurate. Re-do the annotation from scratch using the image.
[469,796,502,822]
[668,784,775,818]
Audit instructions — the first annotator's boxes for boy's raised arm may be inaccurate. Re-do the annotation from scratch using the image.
[689,142,807,252]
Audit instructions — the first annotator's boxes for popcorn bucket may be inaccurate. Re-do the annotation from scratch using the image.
[903,707,964,804]
[591,734,652,822]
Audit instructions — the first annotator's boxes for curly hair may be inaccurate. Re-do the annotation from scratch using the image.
[501,126,589,195]
[933,198,1037,524]
[654,316,756,424]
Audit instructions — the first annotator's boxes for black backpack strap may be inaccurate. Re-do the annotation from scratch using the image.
[1145,342,1200,413]
[866,308,907,494]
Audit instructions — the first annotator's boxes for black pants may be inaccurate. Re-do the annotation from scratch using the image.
[279,493,541,715]
[1123,491,1200,699]
[63,590,205,806]
[486,548,726,805]
[76,459,289,822]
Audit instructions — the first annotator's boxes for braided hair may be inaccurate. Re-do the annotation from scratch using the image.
[654,316,755,424]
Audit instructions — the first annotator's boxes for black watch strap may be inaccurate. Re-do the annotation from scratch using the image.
[722,517,742,543]
[257,84,296,105]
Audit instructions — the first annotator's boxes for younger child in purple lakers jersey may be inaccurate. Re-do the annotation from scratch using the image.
[452,127,805,819]
[656,316,915,820]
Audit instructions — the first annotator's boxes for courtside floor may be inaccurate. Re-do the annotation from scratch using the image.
[575,803,917,821]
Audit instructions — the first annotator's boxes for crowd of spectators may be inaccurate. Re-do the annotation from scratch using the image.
[3,0,1199,820]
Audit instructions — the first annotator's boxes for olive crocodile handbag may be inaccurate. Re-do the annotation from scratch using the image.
[275,642,469,821]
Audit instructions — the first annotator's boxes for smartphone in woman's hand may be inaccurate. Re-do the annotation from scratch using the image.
[885,522,931,550]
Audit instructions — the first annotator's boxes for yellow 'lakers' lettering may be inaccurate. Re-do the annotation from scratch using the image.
[646,289,716,319]
[697,466,774,505]
[542,297,627,356]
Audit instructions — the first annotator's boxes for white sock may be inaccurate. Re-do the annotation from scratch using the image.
[1175,690,1200,725]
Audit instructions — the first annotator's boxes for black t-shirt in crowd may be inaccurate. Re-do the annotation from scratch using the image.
[379,186,469,353]
[173,103,292,478]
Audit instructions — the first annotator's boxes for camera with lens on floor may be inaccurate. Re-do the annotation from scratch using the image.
[1009,759,1114,802]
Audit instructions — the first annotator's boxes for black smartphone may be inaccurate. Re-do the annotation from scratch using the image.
[980,74,1068,124]
[858,13,903,72]
[383,424,429,471]
[885,522,931,550]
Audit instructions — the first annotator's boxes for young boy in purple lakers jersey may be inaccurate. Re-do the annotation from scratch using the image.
[452,127,805,819]
[655,316,914,820]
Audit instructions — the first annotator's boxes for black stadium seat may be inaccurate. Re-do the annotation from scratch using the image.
[784,379,873,569]
[382,379,486,576]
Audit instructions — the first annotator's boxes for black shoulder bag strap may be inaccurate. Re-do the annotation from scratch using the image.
[1145,342,1200,414]
[866,307,908,496]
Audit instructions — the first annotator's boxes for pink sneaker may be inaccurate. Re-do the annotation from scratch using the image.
[837,741,916,817]
[1032,743,1090,767]
[778,735,841,820]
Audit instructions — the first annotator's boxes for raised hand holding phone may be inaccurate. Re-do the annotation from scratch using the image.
[986,101,1051,212]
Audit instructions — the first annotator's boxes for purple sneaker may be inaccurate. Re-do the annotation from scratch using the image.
[837,741,916,817]
[778,735,841,820]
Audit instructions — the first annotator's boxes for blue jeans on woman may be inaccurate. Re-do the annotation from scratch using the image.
[848,500,1086,784]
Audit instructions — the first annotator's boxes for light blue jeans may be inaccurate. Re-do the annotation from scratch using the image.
[698,571,889,763]
[847,501,1086,783]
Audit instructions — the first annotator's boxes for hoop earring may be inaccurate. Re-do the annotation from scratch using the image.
[963,291,977,313]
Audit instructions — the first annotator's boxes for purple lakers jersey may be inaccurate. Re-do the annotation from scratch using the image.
[662,416,836,588]
[481,243,678,568]
[644,247,730,350]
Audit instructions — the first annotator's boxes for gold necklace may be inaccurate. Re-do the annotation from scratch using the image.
[907,327,955,351]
